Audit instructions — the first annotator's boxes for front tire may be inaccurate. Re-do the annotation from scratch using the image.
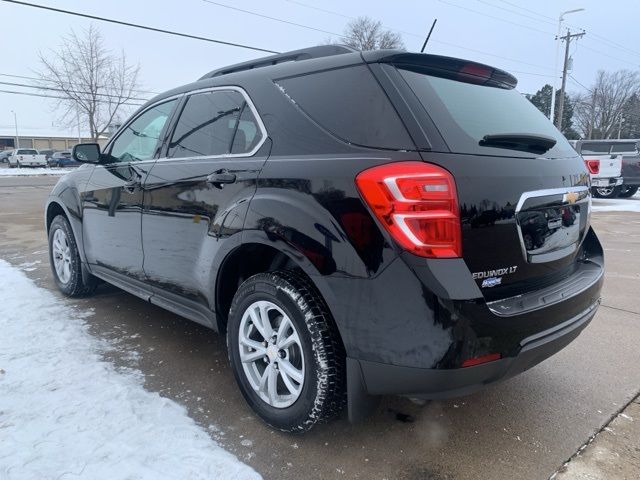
[227,270,346,432]
[48,215,97,297]
[592,186,620,198]
[618,185,638,198]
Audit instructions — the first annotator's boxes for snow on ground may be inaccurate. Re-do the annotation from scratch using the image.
[592,197,640,213]
[0,260,260,480]
[0,167,74,176]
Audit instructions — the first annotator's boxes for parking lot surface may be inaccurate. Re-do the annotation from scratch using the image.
[1,173,639,480]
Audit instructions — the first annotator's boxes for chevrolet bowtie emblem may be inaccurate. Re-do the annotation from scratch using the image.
[563,192,579,204]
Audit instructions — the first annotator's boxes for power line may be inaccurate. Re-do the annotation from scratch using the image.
[436,0,555,36]
[475,0,556,27]
[201,0,341,38]
[204,0,556,75]
[0,88,144,106]
[494,0,555,21]
[0,80,151,102]
[0,0,279,54]
[490,0,640,60]
[0,72,160,95]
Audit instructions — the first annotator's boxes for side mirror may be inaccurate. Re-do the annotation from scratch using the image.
[72,143,101,163]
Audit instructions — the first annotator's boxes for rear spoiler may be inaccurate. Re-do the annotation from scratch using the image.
[361,51,518,90]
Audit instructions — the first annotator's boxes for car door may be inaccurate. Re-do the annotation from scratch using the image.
[141,87,268,325]
[82,98,178,293]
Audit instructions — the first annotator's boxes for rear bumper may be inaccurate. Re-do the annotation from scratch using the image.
[350,299,598,400]
[341,228,604,422]
[592,177,623,187]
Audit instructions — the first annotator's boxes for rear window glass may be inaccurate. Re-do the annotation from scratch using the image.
[397,67,575,158]
[276,65,413,150]
[611,143,638,154]
[580,143,611,154]
[17,149,38,155]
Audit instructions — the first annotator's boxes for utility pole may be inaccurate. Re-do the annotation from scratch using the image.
[550,8,585,122]
[10,110,19,149]
[556,29,585,130]
[618,115,624,139]
[587,88,596,139]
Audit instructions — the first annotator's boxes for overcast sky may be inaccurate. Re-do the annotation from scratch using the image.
[1,0,639,136]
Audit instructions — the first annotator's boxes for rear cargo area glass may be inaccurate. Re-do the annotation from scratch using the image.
[397,68,576,159]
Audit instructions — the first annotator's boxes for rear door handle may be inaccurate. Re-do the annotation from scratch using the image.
[207,170,237,187]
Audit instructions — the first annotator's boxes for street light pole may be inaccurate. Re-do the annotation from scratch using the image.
[550,8,585,124]
[10,110,19,149]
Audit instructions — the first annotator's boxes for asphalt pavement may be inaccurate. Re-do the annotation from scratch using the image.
[1,173,639,480]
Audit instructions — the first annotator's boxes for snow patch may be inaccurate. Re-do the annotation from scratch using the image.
[0,167,74,176]
[592,198,640,213]
[0,259,260,480]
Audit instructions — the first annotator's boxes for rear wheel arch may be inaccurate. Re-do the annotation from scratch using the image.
[215,242,339,337]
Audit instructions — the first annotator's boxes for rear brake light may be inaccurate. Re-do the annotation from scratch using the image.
[355,161,461,258]
[461,353,502,368]
[584,159,600,175]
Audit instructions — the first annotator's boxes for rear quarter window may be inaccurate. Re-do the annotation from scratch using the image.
[275,65,414,150]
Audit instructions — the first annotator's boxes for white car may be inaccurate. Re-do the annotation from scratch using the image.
[575,140,624,198]
[8,149,47,168]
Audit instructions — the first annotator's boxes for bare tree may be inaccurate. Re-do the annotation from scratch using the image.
[573,70,640,139]
[340,16,404,51]
[38,25,141,141]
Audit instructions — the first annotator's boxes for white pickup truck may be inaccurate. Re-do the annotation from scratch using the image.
[8,149,47,168]
[575,140,624,198]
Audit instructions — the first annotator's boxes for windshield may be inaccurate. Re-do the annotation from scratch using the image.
[397,67,576,158]
[17,149,38,155]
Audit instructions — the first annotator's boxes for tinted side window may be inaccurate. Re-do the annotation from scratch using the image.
[109,99,177,163]
[276,65,413,150]
[168,91,244,158]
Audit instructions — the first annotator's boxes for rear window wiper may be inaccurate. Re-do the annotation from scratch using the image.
[479,133,557,155]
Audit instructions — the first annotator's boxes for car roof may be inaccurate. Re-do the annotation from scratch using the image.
[139,46,516,110]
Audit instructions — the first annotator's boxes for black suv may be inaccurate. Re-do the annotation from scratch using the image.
[46,46,603,432]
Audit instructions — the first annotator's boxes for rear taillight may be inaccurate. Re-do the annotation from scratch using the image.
[584,159,600,174]
[355,161,461,258]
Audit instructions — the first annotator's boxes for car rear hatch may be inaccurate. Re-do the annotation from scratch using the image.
[367,53,593,301]
[579,141,624,184]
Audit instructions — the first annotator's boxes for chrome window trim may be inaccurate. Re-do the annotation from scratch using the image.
[164,85,268,162]
[103,85,268,165]
[103,94,183,160]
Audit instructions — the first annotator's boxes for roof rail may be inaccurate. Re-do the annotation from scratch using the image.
[199,45,358,80]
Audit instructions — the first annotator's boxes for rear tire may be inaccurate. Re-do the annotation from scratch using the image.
[592,186,620,198]
[227,270,346,432]
[48,215,97,297]
[617,185,638,198]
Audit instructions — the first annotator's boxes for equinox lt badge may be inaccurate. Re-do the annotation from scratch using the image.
[472,266,518,288]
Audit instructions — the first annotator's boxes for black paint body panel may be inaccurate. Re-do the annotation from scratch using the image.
[45,48,605,416]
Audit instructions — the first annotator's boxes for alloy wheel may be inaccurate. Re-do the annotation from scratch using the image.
[52,228,72,284]
[238,300,305,408]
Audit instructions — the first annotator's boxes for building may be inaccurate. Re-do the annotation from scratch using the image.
[0,127,108,151]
